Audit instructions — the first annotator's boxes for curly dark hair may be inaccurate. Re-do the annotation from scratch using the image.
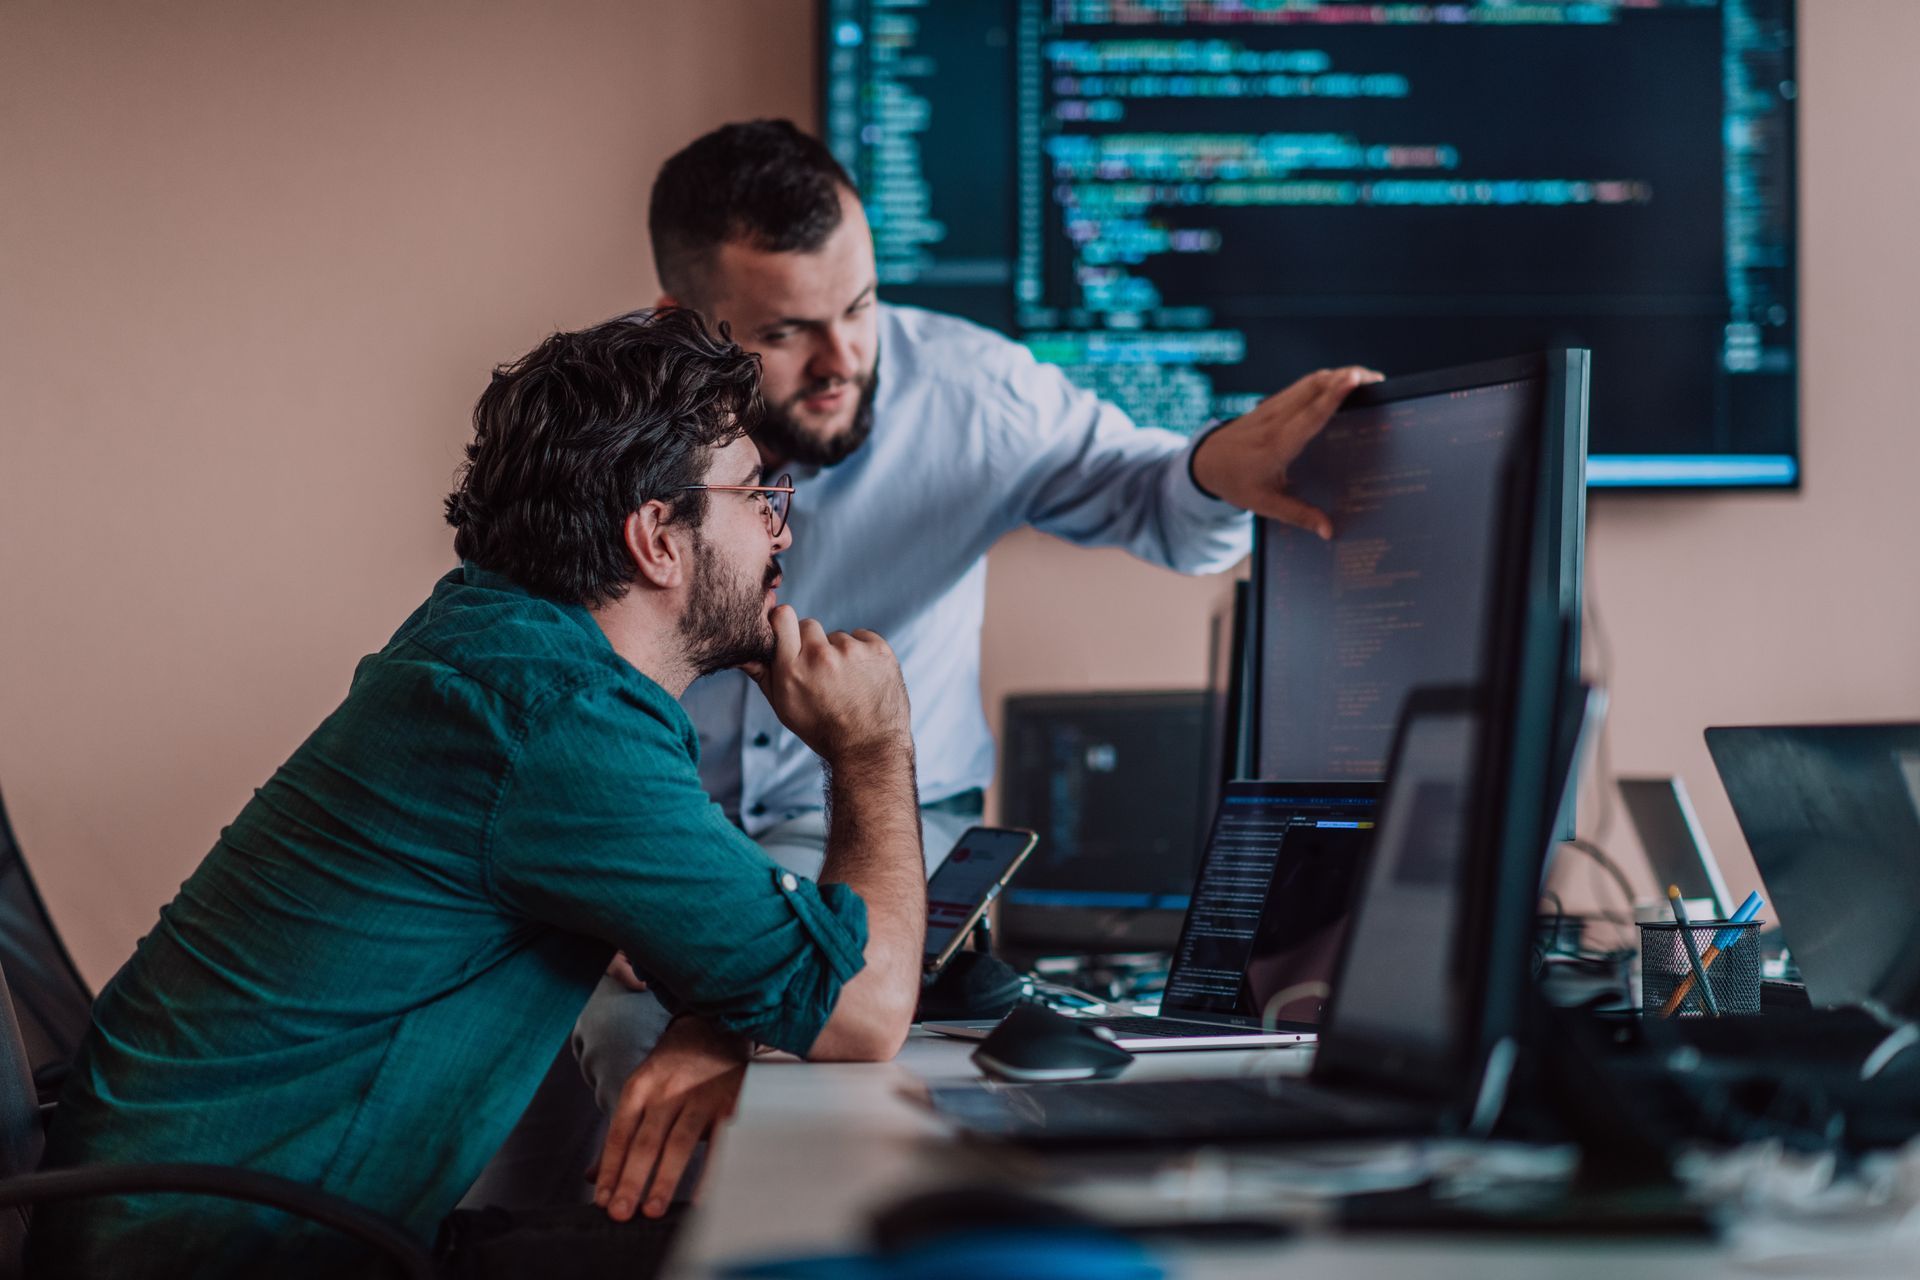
[444,308,761,607]
[649,118,857,301]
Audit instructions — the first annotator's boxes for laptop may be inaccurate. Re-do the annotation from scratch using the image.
[1617,775,1733,917]
[1706,724,1920,1017]
[924,780,1381,1050]
[926,689,1524,1147]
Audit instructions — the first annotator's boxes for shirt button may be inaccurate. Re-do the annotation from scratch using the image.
[752,733,771,748]
[750,802,767,817]
[780,873,798,892]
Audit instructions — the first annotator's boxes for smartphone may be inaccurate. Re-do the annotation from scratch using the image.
[923,826,1038,980]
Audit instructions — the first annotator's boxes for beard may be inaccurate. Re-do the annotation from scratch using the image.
[680,536,781,678]
[751,365,879,468]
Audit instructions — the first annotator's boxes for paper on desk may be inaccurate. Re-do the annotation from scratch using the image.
[1042,1140,1577,1229]
[1684,1137,1920,1273]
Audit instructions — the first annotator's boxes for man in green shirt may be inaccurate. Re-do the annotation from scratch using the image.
[33,309,927,1277]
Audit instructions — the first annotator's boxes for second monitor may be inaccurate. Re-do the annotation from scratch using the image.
[997,690,1214,956]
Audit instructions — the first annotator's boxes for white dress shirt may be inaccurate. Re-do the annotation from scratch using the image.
[682,303,1252,835]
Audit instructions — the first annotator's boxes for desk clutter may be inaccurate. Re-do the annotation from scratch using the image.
[862,353,1920,1273]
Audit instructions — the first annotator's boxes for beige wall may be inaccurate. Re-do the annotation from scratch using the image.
[4,2,1916,985]
[0,0,821,982]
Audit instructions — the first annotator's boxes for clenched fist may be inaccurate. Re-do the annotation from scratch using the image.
[743,605,911,765]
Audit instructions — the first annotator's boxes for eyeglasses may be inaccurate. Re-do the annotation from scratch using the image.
[677,473,794,539]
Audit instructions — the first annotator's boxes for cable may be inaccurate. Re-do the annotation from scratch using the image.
[1024,977,1121,1015]
[1562,837,1639,919]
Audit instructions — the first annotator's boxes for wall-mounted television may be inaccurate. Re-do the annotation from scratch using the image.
[822,0,1798,489]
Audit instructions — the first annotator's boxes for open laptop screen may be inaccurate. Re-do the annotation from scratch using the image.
[1707,723,1920,1016]
[1160,781,1380,1029]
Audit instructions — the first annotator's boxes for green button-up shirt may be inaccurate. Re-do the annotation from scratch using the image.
[36,565,867,1276]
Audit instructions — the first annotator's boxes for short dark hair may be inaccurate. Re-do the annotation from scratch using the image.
[444,308,760,607]
[649,119,857,300]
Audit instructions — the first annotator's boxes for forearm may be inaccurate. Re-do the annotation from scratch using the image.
[1030,420,1249,573]
[805,737,925,1060]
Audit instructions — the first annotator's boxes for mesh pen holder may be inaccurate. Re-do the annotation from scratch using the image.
[1638,920,1765,1017]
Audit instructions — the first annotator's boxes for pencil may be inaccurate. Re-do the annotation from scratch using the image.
[1659,890,1763,1018]
[1667,885,1720,1017]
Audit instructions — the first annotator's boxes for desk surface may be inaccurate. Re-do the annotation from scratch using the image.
[669,1031,1920,1278]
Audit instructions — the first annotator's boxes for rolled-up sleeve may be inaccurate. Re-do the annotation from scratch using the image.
[484,679,867,1056]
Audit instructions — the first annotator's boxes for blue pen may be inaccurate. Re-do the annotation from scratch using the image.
[1711,891,1765,951]
[1660,889,1765,1017]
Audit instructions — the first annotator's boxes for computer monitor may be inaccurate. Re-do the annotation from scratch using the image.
[996,691,1213,954]
[1317,687,1484,1092]
[1252,351,1588,834]
[821,0,1798,488]
[1316,358,1578,1111]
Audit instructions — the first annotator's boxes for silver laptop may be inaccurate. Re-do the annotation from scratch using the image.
[1618,775,1732,917]
[925,780,1379,1050]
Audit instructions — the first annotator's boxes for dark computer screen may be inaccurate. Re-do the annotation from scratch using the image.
[997,691,1211,950]
[822,0,1797,487]
[1161,781,1379,1028]
[1256,376,1534,780]
[1323,704,1478,1061]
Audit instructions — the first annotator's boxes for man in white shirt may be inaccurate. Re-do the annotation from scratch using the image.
[656,119,1374,864]
[484,119,1378,1212]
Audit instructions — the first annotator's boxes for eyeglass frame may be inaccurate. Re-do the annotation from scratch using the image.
[675,473,794,539]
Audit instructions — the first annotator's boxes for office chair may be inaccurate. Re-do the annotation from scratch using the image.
[0,954,435,1279]
[0,786,92,1102]
[0,786,434,1279]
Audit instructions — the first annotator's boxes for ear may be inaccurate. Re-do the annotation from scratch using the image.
[621,502,693,591]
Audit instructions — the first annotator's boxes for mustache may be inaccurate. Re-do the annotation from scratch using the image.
[786,371,867,407]
[764,556,782,590]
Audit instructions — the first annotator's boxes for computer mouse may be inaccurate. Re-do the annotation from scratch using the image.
[971,1004,1134,1083]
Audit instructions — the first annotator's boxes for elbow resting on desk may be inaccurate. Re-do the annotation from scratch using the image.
[803,969,917,1062]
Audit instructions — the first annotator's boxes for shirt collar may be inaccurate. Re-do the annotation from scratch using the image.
[453,561,610,651]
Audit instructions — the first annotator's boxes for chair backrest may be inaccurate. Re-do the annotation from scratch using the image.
[0,788,93,1098]
[0,959,47,1274]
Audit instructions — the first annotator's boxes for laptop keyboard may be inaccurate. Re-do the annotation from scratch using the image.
[928,1076,1429,1146]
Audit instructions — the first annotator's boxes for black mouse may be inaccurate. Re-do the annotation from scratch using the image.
[971,1004,1134,1082]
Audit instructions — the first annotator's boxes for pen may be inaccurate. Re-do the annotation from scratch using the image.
[1660,890,1764,1018]
[1667,885,1721,1017]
